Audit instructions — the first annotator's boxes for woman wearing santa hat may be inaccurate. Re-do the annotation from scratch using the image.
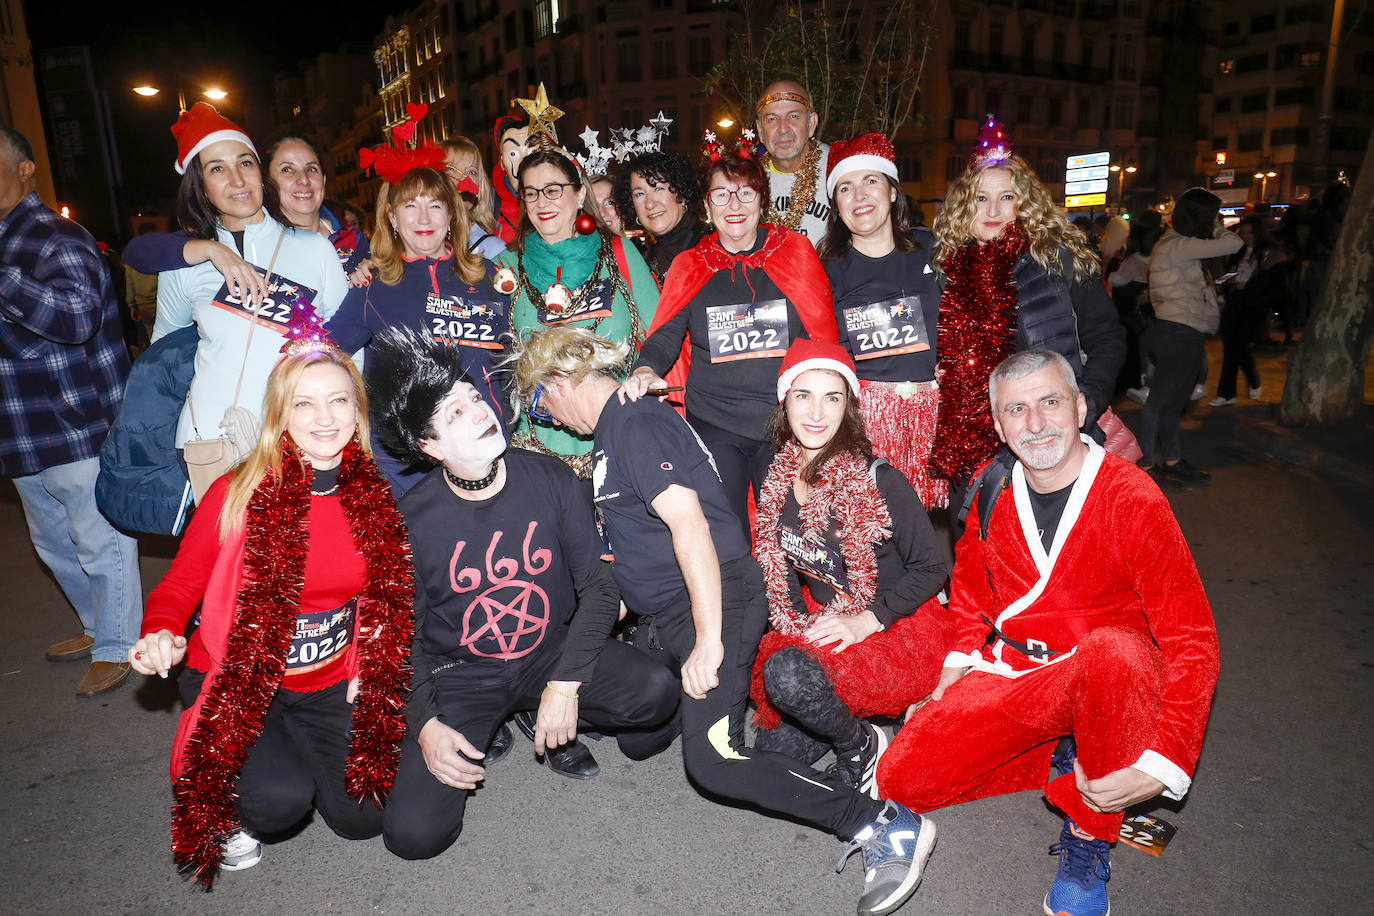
[147,103,349,475]
[817,133,946,509]
[750,338,948,797]
[621,141,838,539]
[928,118,1125,517]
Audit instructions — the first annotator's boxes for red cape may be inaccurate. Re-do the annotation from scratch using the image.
[648,225,838,409]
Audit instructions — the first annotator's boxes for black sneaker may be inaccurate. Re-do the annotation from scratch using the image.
[512,710,600,779]
[483,722,513,766]
[838,800,937,916]
[827,722,889,800]
[1162,459,1211,483]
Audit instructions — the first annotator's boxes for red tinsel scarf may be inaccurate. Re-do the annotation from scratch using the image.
[754,442,891,636]
[928,222,1028,482]
[171,437,413,887]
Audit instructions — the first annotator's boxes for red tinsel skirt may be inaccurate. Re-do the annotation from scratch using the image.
[859,380,947,509]
[749,596,950,731]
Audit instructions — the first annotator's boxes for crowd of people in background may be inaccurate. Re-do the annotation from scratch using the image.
[29,65,1368,911]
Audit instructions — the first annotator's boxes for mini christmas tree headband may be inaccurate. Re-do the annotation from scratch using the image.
[972,114,1014,169]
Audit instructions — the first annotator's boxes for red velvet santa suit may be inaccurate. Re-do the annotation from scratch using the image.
[648,224,839,407]
[877,437,1219,841]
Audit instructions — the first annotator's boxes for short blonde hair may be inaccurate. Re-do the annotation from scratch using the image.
[509,326,628,409]
[932,155,1100,284]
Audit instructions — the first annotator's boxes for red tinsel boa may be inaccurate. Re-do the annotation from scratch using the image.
[927,222,1028,482]
[753,442,890,636]
[171,438,413,887]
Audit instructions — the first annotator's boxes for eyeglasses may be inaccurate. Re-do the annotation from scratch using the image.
[528,384,553,422]
[521,182,576,204]
[707,186,760,207]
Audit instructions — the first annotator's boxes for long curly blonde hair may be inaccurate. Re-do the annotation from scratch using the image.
[933,155,1099,283]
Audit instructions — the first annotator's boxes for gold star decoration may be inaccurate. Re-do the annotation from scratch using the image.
[513,83,564,148]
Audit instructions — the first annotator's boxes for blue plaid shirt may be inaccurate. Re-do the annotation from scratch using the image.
[0,193,130,476]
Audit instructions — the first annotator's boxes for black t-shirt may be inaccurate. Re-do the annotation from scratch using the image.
[635,227,807,440]
[399,449,619,726]
[592,395,749,613]
[824,229,941,383]
[1028,482,1074,552]
[777,461,948,628]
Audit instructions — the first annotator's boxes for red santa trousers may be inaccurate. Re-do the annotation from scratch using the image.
[876,626,1164,842]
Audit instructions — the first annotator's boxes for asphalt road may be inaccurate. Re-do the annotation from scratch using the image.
[2,340,1371,915]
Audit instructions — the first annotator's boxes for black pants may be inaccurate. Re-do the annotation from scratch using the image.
[630,557,884,840]
[383,639,680,859]
[1217,295,1264,399]
[686,413,773,544]
[178,669,381,840]
[1139,319,1205,465]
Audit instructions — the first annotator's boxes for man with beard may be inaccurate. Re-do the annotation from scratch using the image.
[877,349,1220,916]
[370,329,679,860]
[755,80,831,245]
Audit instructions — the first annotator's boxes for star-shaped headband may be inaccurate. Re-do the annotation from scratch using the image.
[513,83,565,150]
[575,111,675,176]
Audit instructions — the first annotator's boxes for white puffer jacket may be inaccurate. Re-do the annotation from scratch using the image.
[1147,226,1243,334]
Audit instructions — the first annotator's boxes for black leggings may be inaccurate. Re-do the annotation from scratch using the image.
[178,669,381,840]
[630,557,884,840]
[753,647,865,765]
[686,413,773,543]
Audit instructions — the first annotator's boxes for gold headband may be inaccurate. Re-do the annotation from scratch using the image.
[756,90,812,114]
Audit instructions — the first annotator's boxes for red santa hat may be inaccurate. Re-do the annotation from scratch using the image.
[171,103,256,175]
[825,133,898,196]
[776,338,860,402]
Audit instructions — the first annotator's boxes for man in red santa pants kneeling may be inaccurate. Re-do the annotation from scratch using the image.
[877,349,1219,916]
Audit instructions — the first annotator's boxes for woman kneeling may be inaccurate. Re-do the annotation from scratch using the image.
[751,340,948,796]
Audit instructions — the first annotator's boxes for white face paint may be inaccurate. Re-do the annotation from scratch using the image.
[419,380,506,472]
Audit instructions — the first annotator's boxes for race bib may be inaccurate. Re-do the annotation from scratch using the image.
[706,298,790,363]
[427,293,504,349]
[843,296,930,360]
[778,522,849,593]
[285,597,356,675]
[536,278,614,325]
[211,271,319,333]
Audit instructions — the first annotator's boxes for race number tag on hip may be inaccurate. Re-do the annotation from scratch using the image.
[427,293,504,349]
[286,597,357,675]
[536,278,615,325]
[843,296,930,360]
[706,298,790,363]
[211,271,319,333]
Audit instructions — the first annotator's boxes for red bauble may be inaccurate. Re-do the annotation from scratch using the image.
[574,212,597,235]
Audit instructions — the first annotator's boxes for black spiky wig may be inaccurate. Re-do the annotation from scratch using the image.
[367,326,502,466]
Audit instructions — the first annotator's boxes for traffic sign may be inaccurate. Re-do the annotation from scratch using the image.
[1211,169,1235,188]
[1064,193,1107,208]
[1066,151,1111,170]
[1065,179,1110,196]
[1066,166,1110,182]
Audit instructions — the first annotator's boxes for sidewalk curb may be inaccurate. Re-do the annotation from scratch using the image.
[1227,408,1374,489]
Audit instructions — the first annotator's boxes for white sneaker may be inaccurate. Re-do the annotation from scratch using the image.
[1249,385,1263,399]
[1126,387,1150,405]
[1191,383,1206,401]
[221,829,262,871]
[1209,396,1236,407]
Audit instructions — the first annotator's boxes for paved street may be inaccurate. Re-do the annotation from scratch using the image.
[2,340,1371,915]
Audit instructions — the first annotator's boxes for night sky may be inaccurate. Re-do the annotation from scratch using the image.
[23,0,386,226]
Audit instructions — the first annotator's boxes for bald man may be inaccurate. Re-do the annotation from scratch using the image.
[754,80,831,246]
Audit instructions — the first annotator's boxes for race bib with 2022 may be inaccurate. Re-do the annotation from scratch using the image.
[706,298,790,363]
[427,293,504,349]
[211,271,319,333]
[842,296,930,360]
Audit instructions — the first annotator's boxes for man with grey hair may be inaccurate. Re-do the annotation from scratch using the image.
[755,79,831,244]
[876,349,1220,916]
[0,125,142,697]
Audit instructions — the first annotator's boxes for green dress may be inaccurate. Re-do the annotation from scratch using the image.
[499,229,660,476]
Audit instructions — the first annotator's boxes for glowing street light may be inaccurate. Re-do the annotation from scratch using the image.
[204,88,227,100]
[131,85,229,112]
[717,118,735,129]
[132,86,159,97]
[1253,164,1278,202]
[1108,162,1138,206]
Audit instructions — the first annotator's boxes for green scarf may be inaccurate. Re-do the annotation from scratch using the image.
[520,230,602,291]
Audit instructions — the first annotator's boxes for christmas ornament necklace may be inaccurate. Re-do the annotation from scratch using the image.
[444,460,499,491]
[765,139,822,231]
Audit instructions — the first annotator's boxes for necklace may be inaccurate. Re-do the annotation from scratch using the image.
[444,460,499,491]
[310,483,339,496]
[764,140,822,231]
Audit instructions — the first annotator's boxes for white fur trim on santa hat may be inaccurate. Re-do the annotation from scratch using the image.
[777,357,861,402]
[175,128,257,175]
[826,154,899,195]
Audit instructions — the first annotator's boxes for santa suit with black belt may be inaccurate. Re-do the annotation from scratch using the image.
[877,437,1220,841]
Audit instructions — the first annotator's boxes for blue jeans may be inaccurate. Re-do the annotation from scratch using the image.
[12,457,143,662]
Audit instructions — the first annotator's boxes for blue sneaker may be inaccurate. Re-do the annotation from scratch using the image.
[1043,818,1112,916]
[837,801,937,916]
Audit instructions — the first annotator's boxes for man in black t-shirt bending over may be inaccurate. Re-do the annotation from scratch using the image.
[512,326,936,916]
[369,328,679,861]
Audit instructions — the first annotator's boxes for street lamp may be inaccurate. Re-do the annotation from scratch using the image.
[1253,165,1278,202]
[717,118,735,129]
[1108,162,1138,208]
[131,85,229,113]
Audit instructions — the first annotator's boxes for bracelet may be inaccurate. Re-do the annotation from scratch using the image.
[546,681,579,699]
